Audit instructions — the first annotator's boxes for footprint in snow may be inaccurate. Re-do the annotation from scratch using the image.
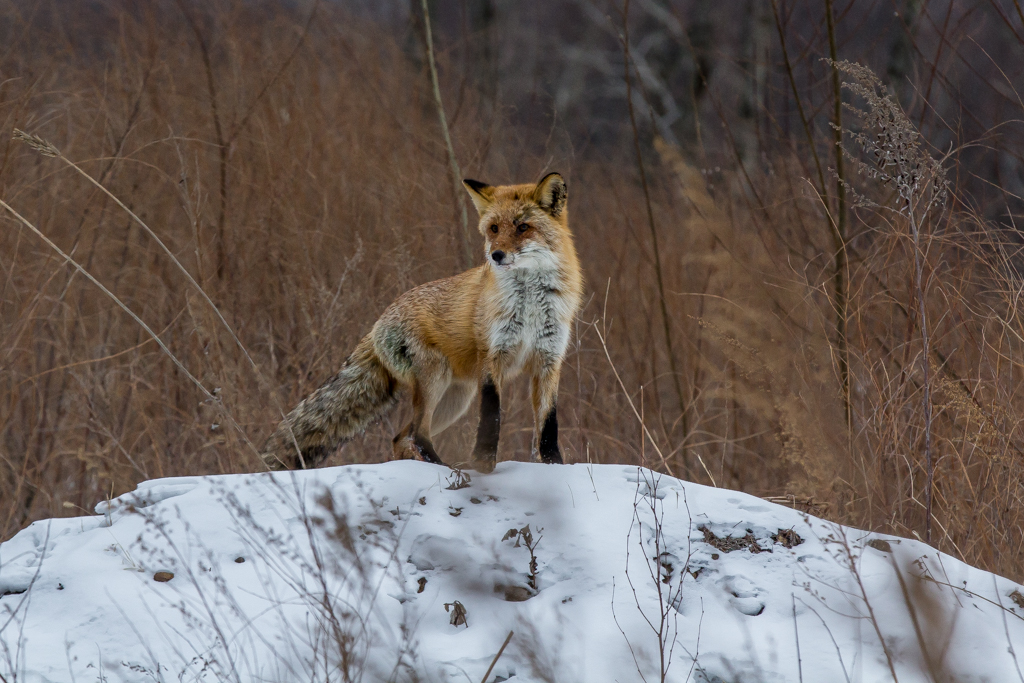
[95,479,199,514]
[720,575,766,616]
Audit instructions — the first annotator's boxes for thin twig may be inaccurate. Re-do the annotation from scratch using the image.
[910,202,936,544]
[595,319,675,476]
[770,0,828,200]
[594,305,717,485]
[611,576,650,683]
[835,526,900,681]
[825,0,851,430]
[795,597,852,683]
[479,630,514,683]
[173,0,229,279]
[891,557,942,682]
[994,577,1024,683]
[419,0,472,269]
[792,593,803,683]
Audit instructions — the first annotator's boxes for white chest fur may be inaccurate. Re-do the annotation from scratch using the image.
[487,267,573,374]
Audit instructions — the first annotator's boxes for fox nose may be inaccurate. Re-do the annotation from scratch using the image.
[491,250,506,264]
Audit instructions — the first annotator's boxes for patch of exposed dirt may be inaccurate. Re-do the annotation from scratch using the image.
[772,528,804,548]
[867,538,892,553]
[700,526,766,553]
[700,526,805,553]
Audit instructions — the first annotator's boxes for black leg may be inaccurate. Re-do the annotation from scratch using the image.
[538,405,562,464]
[412,432,443,465]
[472,377,501,470]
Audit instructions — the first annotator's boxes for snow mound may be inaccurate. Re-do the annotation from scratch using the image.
[2,461,1023,682]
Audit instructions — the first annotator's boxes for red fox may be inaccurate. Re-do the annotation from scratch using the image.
[261,173,583,472]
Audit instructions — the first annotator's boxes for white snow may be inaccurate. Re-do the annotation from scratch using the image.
[2,461,1023,682]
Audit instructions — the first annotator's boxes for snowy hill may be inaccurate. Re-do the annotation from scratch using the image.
[2,461,1023,682]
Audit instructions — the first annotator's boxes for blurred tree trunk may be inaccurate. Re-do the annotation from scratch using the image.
[467,0,498,115]
[887,0,920,107]
[736,0,772,169]
[687,0,715,151]
[640,0,693,148]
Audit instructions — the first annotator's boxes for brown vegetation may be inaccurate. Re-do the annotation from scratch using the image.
[2,0,1024,583]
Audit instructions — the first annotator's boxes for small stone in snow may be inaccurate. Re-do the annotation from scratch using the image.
[867,539,892,553]
[153,572,174,582]
[502,585,533,602]
[772,528,804,548]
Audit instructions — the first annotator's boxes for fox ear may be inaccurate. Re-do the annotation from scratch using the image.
[534,172,567,217]
[463,179,494,215]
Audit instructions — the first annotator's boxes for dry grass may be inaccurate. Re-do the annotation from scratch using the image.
[2,0,1024,584]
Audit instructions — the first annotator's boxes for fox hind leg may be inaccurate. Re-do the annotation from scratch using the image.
[431,381,476,435]
[392,427,442,465]
[392,372,447,465]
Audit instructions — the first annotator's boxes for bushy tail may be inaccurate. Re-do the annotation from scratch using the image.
[261,336,399,470]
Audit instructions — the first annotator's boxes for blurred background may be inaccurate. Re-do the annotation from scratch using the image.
[2,0,1024,579]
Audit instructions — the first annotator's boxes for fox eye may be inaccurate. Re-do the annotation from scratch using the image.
[490,224,498,234]
[516,223,530,234]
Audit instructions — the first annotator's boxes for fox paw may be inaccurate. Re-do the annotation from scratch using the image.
[392,433,444,465]
[533,446,563,465]
[392,434,419,461]
[472,452,496,474]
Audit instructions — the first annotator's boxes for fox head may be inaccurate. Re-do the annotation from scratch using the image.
[462,173,569,272]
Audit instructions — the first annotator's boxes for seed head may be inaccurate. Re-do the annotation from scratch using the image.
[12,129,60,158]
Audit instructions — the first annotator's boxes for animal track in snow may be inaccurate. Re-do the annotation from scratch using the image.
[720,574,767,616]
[94,478,199,514]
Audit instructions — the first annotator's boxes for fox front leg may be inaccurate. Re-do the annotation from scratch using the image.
[471,375,501,473]
[531,367,563,464]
